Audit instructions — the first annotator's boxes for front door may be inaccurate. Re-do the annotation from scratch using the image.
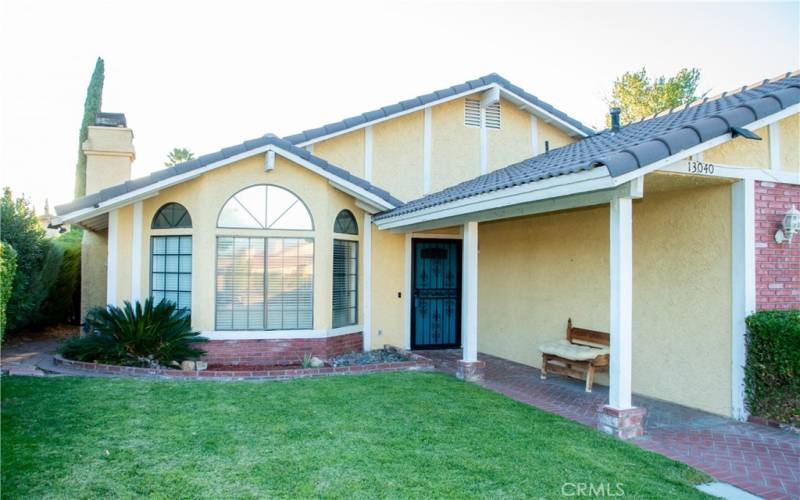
[411,239,462,349]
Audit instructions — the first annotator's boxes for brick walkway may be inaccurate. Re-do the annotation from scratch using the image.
[419,350,800,500]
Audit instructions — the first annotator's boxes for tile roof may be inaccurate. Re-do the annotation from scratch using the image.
[282,73,596,144]
[375,71,800,221]
[55,134,403,216]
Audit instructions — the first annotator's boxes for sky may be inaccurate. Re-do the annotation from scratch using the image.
[1,0,798,212]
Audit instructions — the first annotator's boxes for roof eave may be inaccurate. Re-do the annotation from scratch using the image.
[56,144,397,225]
[293,83,593,148]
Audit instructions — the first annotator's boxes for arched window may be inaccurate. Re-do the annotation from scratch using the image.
[333,209,358,235]
[217,185,313,230]
[151,202,192,229]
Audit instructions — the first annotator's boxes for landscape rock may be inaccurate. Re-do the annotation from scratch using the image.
[181,360,196,371]
[195,361,208,371]
[310,357,325,368]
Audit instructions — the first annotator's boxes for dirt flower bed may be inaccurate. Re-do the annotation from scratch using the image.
[331,347,414,367]
[53,346,433,380]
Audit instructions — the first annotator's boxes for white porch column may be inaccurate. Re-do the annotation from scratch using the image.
[731,179,755,420]
[362,213,372,351]
[462,221,479,363]
[609,196,633,410]
[130,201,143,303]
[106,209,119,306]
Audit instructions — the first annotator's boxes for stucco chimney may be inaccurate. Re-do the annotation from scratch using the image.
[83,112,135,194]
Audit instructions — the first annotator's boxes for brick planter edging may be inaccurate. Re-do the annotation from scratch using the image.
[52,349,434,380]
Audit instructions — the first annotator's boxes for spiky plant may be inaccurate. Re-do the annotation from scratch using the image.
[60,298,206,367]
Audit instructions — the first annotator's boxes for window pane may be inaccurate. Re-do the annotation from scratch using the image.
[235,185,267,227]
[332,240,358,328]
[270,201,312,230]
[151,236,191,313]
[218,185,313,230]
[151,203,192,229]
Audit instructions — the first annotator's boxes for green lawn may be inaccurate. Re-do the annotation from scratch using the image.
[2,372,709,498]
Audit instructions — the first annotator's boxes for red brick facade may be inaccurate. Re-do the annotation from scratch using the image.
[755,181,800,310]
[201,332,364,367]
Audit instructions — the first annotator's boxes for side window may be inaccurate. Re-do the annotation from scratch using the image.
[332,240,358,328]
[334,209,358,235]
[152,203,192,229]
[151,235,192,311]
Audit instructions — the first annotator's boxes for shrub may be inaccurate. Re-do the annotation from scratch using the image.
[744,309,800,425]
[0,242,17,341]
[1,187,47,332]
[60,298,207,368]
[40,230,82,325]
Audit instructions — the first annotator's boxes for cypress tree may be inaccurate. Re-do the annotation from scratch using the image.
[73,57,105,198]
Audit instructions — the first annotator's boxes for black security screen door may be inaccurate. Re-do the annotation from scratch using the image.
[412,239,462,349]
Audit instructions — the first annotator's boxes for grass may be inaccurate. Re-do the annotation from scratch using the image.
[1,372,710,498]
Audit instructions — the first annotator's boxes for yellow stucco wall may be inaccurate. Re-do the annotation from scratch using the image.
[704,127,770,168]
[80,229,107,321]
[538,120,573,154]
[431,96,480,193]
[372,111,424,202]
[369,226,406,348]
[111,154,366,332]
[488,98,535,172]
[778,113,800,173]
[114,205,133,303]
[477,182,732,416]
[312,129,366,178]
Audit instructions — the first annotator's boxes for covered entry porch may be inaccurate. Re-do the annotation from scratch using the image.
[380,170,751,438]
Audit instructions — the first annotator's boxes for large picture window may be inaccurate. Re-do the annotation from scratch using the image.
[332,240,358,328]
[216,237,313,330]
[151,236,192,311]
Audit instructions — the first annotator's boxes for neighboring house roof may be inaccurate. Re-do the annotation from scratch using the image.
[376,71,800,221]
[282,73,596,144]
[55,133,403,217]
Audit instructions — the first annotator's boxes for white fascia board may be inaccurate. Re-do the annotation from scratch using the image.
[295,83,591,147]
[57,143,395,224]
[662,160,800,185]
[391,182,639,233]
[613,103,800,186]
[376,167,612,230]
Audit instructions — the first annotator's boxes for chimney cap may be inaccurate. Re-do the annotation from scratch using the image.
[95,112,127,128]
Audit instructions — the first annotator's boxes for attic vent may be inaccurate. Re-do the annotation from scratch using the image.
[465,99,481,127]
[464,99,501,129]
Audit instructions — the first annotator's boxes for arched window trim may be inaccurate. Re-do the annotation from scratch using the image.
[216,184,315,231]
[151,202,192,229]
[333,209,358,235]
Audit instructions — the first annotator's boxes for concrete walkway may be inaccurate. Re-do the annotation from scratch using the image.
[0,338,61,376]
[419,350,800,500]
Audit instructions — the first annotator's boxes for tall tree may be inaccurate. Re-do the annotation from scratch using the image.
[73,57,105,198]
[165,147,195,167]
[605,67,701,127]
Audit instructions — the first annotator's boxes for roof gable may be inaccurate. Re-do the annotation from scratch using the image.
[55,134,402,220]
[376,71,800,221]
[282,73,595,146]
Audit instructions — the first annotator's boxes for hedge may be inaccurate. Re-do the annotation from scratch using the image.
[0,242,17,341]
[744,309,800,426]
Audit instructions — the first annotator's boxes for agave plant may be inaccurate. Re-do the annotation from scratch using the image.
[60,298,206,367]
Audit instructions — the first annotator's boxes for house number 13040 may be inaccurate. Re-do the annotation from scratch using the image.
[687,160,715,174]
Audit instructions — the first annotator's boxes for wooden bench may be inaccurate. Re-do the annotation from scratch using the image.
[538,319,610,392]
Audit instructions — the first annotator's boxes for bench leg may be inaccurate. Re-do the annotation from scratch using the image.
[585,363,595,392]
[540,354,548,380]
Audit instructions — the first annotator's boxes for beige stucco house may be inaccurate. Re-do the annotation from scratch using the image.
[55,72,800,437]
